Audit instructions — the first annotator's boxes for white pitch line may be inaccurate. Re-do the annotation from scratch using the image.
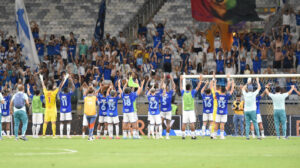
[14,148,78,156]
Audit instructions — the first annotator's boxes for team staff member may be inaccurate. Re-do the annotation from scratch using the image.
[232,94,244,136]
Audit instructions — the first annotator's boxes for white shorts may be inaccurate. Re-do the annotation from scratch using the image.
[149,114,162,125]
[215,114,227,123]
[1,115,12,123]
[134,111,138,121]
[203,113,213,122]
[98,116,107,123]
[123,113,136,123]
[32,113,43,125]
[182,110,196,124]
[250,114,262,123]
[107,116,120,124]
[60,113,72,121]
[161,111,172,120]
[82,114,88,126]
[257,114,262,123]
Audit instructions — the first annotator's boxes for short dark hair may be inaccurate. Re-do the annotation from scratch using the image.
[275,86,281,93]
[221,86,226,93]
[186,84,192,91]
[124,87,131,94]
[34,90,40,96]
[205,89,211,94]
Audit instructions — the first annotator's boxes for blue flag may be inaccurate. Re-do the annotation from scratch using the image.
[94,0,106,41]
[15,0,40,70]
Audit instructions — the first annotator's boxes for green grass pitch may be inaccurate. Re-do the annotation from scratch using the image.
[0,136,300,168]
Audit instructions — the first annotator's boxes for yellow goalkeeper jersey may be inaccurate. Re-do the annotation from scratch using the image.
[43,88,59,110]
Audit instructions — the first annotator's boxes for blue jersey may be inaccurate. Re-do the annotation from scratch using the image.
[59,92,73,113]
[1,95,11,116]
[147,93,160,115]
[256,96,261,114]
[107,96,119,117]
[97,93,108,116]
[160,90,173,112]
[216,93,231,115]
[201,93,214,114]
[122,92,137,113]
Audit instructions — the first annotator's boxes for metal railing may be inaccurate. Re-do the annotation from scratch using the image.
[122,0,167,42]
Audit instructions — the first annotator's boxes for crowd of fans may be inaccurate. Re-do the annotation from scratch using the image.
[0,6,299,102]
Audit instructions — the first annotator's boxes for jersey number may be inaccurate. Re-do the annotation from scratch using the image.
[218,100,226,108]
[61,96,67,106]
[124,98,131,106]
[150,101,158,109]
[204,99,212,108]
[108,102,115,111]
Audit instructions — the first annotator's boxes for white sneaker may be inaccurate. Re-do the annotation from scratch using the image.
[82,135,86,139]
[88,137,94,141]
[262,135,265,139]
[220,136,225,140]
[166,136,170,140]
[60,135,63,138]
[52,136,57,139]
[67,135,72,139]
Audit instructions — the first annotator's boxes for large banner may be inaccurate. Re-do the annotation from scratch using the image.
[191,0,261,24]
[15,0,40,69]
[94,0,106,42]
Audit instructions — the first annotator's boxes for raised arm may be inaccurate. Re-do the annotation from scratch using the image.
[287,85,295,95]
[201,81,208,94]
[229,80,235,95]
[39,74,46,89]
[118,80,123,95]
[58,73,69,91]
[226,73,231,91]
[137,80,145,96]
[170,75,176,91]
[256,77,261,92]
[69,77,75,92]
[180,75,183,91]
[265,83,271,96]
[27,84,32,97]
[195,75,203,91]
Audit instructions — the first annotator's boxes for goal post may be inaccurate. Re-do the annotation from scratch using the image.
[181,73,300,136]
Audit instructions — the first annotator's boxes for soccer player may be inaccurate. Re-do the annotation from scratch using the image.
[59,77,75,138]
[179,75,203,140]
[200,80,214,137]
[266,84,294,139]
[40,74,68,138]
[84,86,98,141]
[1,89,12,138]
[120,79,144,139]
[160,75,176,139]
[242,77,261,140]
[147,86,161,139]
[96,84,108,139]
[250,90,267,138]
[107,82,121,139]
[9,85,29,141]
[27,86,44,138]
[213,77,235,140]
[0,92,4,140]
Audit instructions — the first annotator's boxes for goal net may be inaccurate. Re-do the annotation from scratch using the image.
[181,74,300,136]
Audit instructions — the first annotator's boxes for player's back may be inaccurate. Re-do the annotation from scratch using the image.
[122,92,137,113]
[148,94,160,115]
[59,92,72,113]
[44,88,59,110]
[160,90,173,112]
[1,95,11,116]
[202,94,214,113]
[216,93,230,114]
